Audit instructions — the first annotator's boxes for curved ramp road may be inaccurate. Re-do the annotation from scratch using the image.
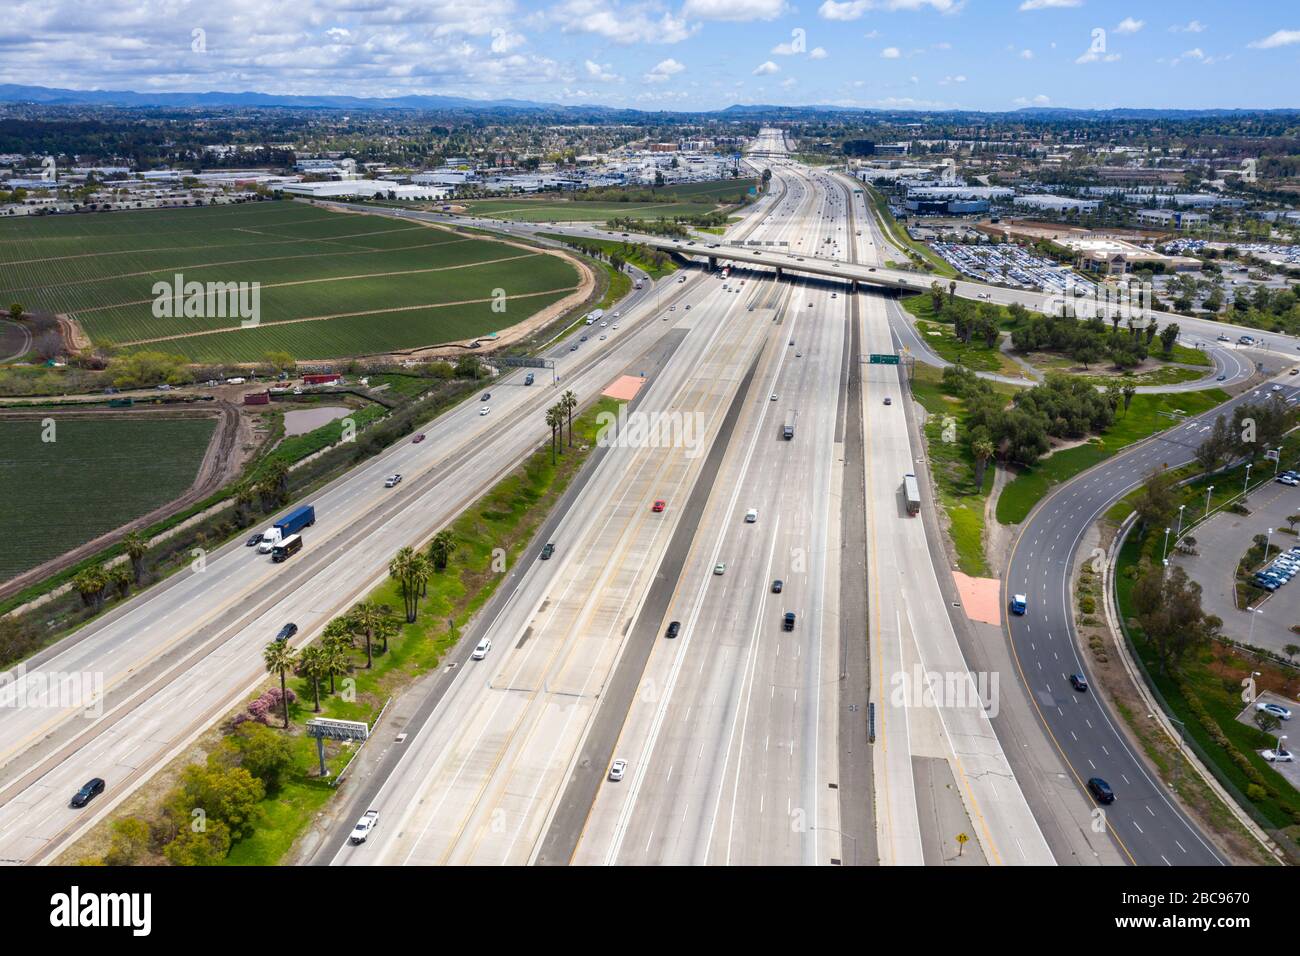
[1007,380,1300,865]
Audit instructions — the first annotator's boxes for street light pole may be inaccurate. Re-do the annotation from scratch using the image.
[1176,504,1185,537]
[1266,527,1274,563]
[1162,527,1172,562]
[1245,462,1253,496]
[1205,484,1214,518]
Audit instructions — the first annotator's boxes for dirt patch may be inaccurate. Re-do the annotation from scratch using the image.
[983,463,1016,576]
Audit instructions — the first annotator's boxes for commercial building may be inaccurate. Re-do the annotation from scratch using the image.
[1013,194,1101,214]
[1136,209,1209,230]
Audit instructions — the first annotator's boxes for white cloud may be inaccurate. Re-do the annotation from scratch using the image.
[643,57,686,82]
[1019,48,1034,58]
[1019,0,1081,10]
[818,0,958,22]
[1114,17,1144,34]
[753,59,780,74]
[490,28,526,53]
[881,46,901,58]
[1013,93,1051,106]
[780,76,797,88]
[1076,49,1121,64]
[682,0,789,21]
[551,1,694,44]
[1169,20,1206,33]
[809,46,829,59]
[583,59,619,81]
[1249,29,1300,50]
[863,29,881,38]
[938,74,966,84]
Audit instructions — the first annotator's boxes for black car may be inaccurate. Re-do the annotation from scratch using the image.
[481,392,491,401]
[782,612,796,632]
[276,622,298,642]
[70,777,105,808]
[246,532,263,547]
[666,621,681,639]
[1087,777,1115,804]
[1069,674,1089,692]
[540,543,555,560]
[772,580,783,593]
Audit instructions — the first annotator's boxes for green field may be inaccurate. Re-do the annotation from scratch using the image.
[0,201,580,362]
[0,416,216,579]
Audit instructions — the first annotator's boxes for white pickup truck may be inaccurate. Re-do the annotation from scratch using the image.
[350,809,379,844]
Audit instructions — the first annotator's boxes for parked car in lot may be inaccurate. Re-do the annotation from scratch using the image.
[70,777,105,808]
[1263,749,1294,762]
[1257,701,1293,721]
[1277,474,1299,486]
[1087,777,1115,804]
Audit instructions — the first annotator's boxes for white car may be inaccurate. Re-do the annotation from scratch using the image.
[608,759,628,782]
[350,809,379,844]
[745,508,758,523]
[1263,749,1295,762]
[480,406,490,416]
[1257,701,1292,721]
[471,638,492,660]
[384,474,402,488]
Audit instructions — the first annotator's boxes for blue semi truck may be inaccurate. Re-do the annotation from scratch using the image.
[257,505,316,553]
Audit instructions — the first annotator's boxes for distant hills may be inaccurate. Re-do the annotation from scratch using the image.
[0,83,1296,119]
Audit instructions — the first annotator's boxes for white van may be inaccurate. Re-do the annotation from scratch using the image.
[745,508,758,523]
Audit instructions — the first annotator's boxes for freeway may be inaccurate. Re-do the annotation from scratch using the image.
[1006,377,1300,865]
[327,164,809,866]
[0,200,758,865]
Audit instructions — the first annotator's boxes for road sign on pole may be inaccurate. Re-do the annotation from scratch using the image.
[869,353,900,365]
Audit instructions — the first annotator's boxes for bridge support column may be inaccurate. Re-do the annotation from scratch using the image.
[708,256,717,270]
[775,266,783,280]
[850,279,859,293]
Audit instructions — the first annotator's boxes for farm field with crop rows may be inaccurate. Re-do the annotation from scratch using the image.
[0,415,216,580]
[0,200,580,361]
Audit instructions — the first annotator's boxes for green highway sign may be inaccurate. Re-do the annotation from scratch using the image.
[869,353,900,365]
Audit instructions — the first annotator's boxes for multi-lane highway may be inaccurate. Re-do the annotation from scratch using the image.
[0,184,793,864]
[6,128,1282,868]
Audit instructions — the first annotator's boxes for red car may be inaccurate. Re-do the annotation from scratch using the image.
[652,499,666,513]
[412,433,426,444]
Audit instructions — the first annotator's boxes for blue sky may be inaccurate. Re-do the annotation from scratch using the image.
[4,0,1299,111]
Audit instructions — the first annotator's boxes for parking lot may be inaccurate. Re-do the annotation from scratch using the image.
[930,241,1089,295]
[1234,693,1299,790]
[1170,473,1300,657]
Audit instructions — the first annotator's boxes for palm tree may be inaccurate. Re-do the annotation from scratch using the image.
[388,549,418,626]
[545,406,562,464]
[373,613,400,655]
[122,531,149,585]
[429,529,458,572]
[73,565,109,611]
[319,618,354,692]
[298,645,328,713]
[350,601,394,668]
[562,390,578,446]
[408,553,432,613]
[322,641,351,696]
[234,483,257,525]
[108,564,133,599]
[1121,384,1137,415]
[262,641,298,728]
[972,439,995,491]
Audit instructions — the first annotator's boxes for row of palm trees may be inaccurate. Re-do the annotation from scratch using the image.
[72,530,151,611]
[546,390,579,464]
[260,600,399,727]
